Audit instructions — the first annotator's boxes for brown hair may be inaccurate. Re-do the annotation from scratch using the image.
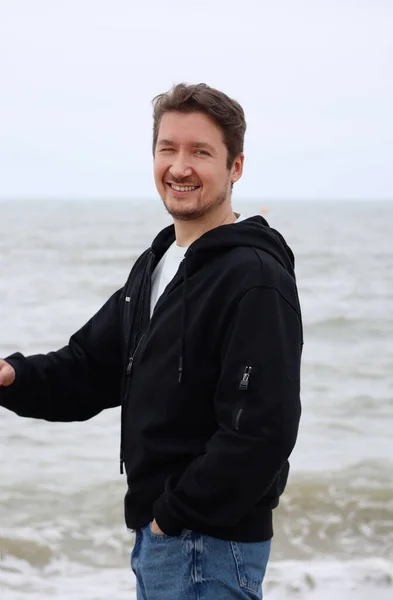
[152,83,246,169]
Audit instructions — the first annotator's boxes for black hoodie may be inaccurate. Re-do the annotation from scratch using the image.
[1,216,303,542]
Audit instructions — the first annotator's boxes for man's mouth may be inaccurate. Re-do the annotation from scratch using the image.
[167,183,200,192]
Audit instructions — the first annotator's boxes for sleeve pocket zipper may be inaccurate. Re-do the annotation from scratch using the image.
[234,366,252,430]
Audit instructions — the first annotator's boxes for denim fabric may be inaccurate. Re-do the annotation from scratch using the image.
[130,523,271,599]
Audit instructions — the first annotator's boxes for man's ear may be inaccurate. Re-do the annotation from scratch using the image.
[231,153,244,184]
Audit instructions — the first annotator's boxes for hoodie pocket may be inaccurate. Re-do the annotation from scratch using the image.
[233,365,252,431]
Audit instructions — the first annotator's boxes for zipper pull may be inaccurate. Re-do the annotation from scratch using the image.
[239,366,252,391]
[126,357,134,376]
[235,408,244,430]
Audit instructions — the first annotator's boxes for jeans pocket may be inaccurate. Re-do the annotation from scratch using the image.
[147,522,170,540]
[147,522,192,541]
[230,539,271,594]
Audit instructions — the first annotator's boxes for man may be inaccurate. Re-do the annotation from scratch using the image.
[0,83,303,599]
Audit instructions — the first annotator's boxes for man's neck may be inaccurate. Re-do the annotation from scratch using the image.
[174,206,238,248]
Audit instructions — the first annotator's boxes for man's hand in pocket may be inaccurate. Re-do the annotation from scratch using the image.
[151,519,165,535]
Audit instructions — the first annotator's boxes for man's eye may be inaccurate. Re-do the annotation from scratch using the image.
[195,150,209,156]
[160,148,174,153]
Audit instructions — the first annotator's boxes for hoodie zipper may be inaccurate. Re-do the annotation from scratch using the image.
[234,366,252,430]
[120,333,145,474]
[119,251,154,475]
[126,333,145,377]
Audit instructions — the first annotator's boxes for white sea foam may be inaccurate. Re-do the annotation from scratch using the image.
[2,555,392,600]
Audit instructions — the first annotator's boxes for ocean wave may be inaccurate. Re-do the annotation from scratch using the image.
[1,462,392,568]
[273,462,393,560]
[305,315,391,337]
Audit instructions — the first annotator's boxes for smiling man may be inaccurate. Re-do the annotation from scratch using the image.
[0,83,303,599]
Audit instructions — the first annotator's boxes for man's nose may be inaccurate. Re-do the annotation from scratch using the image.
[169,154,193,180]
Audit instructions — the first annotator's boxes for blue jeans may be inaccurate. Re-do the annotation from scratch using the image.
[130,523,271,599]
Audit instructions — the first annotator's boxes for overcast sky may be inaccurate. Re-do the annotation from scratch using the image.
[0,0,392,200]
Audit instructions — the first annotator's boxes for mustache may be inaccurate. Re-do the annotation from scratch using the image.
[167,178,200,186]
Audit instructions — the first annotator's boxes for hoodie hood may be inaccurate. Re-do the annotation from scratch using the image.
[151,215,295,277]
[150,215,296,385]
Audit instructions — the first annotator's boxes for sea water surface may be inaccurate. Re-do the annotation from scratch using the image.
[0,199,392,599]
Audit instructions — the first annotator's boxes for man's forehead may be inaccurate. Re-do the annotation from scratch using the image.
[157,113,224,146]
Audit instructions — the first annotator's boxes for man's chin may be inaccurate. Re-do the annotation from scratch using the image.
[165,208,201,221]
[162,198,203,221]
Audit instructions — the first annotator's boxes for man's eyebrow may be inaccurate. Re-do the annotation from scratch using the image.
[156,139,174,147]
[192,142,215,152]
[156,139,215,152]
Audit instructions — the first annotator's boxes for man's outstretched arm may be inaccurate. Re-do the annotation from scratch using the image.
[0,287,124,422]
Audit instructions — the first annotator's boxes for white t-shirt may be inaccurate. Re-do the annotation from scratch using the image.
[150,214,248,316]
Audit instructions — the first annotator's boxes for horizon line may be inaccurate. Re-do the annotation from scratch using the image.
[0,197,392,202]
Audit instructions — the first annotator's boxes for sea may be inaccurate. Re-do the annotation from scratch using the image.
[0,198,392,599]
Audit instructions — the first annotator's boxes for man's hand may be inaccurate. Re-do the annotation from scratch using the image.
[0,360,15,387]
[151,519,165,535]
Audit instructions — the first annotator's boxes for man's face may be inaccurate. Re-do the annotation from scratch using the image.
[154,111,243,221]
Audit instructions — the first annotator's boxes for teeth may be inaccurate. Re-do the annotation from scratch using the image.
[171,184,198,192]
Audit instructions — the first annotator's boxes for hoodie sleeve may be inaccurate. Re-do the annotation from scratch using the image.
[0,288,124,421]
[154,284,303,535]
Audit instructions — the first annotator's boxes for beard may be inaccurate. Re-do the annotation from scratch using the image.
[161,183,230,221]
